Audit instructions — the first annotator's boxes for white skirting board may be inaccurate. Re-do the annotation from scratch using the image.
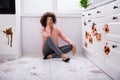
[0,53,21,60]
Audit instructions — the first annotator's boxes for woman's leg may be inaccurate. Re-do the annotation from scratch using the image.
[59,45,73,53]
[52,45,73,58]
[43,36,63,59]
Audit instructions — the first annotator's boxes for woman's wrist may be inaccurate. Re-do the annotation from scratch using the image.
[70,43,75,47]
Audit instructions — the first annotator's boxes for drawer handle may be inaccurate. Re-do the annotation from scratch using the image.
[88,13,91,16]
[92,22,96,26]
[113,17,117,20]
[113,6,118,9]
[82,15,85,17]
[88,20,91,22]
[97,11,101,14]
[112,45,117,48]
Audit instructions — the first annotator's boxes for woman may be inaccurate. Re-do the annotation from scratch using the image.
[40,12,76,62]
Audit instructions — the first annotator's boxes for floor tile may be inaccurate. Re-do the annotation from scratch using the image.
[0,54,112,80]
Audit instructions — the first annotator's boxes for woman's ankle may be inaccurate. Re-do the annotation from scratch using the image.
[47,54,52,59]
[61,54,67,60]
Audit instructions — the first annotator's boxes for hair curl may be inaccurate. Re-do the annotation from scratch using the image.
[40,12,57,28]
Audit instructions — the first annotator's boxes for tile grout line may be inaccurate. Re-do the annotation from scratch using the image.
[49,59,52,80]
[23,57,35,80]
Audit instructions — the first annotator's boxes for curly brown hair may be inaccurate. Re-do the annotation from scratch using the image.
[40,12,57,28]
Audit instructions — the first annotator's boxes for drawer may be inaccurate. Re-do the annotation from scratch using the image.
[81,11,90,19]
[93,13,120,24]
[107,23,120,36]
[105,23,120,43]
[86,9,96,19]
[82,18,93,26]
[107,41,120,65]
[82,9,96,19]
[95,5,106,18]
[106,34,120,43]
[105,14,120,23]
[94,17,106,24]
[86,19,93,25]
[106,0,120,15]
[81,12,86,19]
[107,41,120,53]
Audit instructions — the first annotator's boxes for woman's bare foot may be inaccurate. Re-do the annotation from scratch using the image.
[61,54,70,62]
[47,54,52,59]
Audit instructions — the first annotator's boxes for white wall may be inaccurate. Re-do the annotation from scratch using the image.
[21,0,83,55]
[21,0,53,15]
[21,0,83,15]
[21,16,83,55]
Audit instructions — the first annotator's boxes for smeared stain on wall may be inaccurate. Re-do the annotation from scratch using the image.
[103,24,109,33]
[3,68,14,73]
[91,23,102,42]
[29,72,46,79]
[85,31,91,39]
[84,20,87,26]
[84,41,88,48]
[17,61,28,64]
[85,31,93,44]
[95,33,102,41]
[3,27,13,47]
[85,31,89,39]
[103,43,110,55]
[0,66,14,74]
[89,35,93,44]
[91,24,97,36]
[28,67,37,70]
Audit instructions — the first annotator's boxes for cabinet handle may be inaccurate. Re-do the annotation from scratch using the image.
[92,22,96,26]
[88,13,91,16]
[97,11,101,13]
[82,15,85,17]
[112,45,117,48]
[113,6,118,9]
[88,20,91,22]
[113,17,117,20]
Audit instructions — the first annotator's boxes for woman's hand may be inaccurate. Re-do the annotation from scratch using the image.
[46,17,53,27]
[46,17,51,26]
[71,44,76,56]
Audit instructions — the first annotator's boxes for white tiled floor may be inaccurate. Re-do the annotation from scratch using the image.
[0,53,112,80]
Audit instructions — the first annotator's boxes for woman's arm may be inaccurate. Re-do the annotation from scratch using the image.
[58,28,76,55]
[58,28,73,45]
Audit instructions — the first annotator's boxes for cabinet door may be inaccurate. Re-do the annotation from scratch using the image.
[0,15,17,55]
[107,23,120,36]
[106,41,120,65]
[95,5,106,18]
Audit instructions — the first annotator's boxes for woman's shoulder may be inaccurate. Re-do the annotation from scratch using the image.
[54,26,61,31]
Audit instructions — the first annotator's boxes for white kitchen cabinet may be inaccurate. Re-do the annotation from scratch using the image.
[0,0,21,60]
[82,0,120,80]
